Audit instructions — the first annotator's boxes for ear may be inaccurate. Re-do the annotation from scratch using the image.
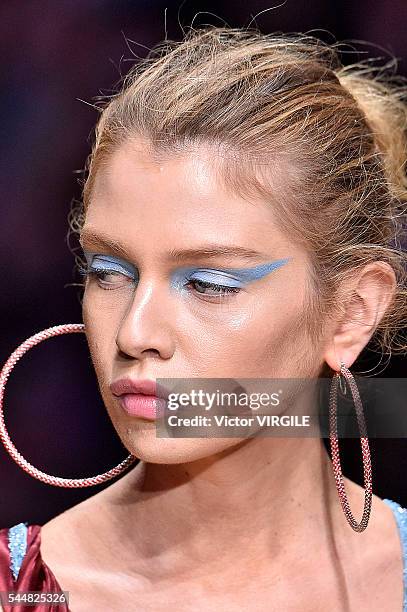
[323,261,396,371]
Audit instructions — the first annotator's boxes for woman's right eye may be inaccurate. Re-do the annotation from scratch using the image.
[78,266,136,290]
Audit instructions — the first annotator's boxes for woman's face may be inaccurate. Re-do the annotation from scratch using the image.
[81,137,323,463]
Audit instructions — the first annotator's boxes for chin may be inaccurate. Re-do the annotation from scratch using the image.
[116,422,242,464]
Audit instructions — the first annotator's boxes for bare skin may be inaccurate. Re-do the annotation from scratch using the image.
[40,462,403,612]
[38,137,400,611]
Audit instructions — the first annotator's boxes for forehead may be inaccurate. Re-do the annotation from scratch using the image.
[84,138,293,258]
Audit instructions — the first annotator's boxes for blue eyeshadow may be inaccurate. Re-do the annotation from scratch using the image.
[170,258,291,290]
[83,252,137,278]
[82,251,291,291]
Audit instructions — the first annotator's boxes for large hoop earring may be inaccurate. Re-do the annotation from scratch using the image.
[0,324,138,488]
[329,360,372,532]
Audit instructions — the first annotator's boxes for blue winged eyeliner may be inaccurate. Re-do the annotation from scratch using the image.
[80,251,291,292]
[170,259,291,291]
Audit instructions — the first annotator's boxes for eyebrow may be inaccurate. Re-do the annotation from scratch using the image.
[80,230,270,263]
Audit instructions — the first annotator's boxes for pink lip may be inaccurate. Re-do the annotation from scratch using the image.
[118,394,164,420]
[109,378,169,398]
[109,378,169,421]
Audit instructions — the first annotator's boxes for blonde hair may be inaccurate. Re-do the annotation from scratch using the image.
[74,26,407,366]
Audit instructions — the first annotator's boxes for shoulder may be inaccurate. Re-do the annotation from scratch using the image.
[339,480,406,591]
[39,487,114,579]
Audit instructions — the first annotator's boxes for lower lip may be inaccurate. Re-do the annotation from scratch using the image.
[118,394,165,420]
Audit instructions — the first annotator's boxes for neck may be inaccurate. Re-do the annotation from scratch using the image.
[104,437,350,579]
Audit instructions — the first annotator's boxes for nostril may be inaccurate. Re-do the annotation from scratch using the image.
[141,348,161,358]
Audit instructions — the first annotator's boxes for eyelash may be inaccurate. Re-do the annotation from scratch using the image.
[185,279,240,296]
[78,267,132,289]
[78,266,241,298]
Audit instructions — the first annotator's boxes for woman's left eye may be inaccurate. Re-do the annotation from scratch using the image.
[186,278,241,297]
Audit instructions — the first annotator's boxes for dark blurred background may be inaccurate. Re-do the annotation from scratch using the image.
[1,1,406,527]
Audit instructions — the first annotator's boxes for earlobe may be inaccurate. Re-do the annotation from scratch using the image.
[324,332,359,372]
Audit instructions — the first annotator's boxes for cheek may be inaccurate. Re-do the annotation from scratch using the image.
[189,288,309,377]
[82,285,127,334]
[82,291,118,380]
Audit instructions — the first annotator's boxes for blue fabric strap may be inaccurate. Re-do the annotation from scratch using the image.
[383,498,407,611]
[7,522,28,582]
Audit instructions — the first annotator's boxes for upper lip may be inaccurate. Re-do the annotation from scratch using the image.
[109,378,170,399]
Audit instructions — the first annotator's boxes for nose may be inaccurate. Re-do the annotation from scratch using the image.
[115,278,175,361]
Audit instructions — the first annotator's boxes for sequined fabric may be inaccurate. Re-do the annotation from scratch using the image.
[7,522,28,581]
[383,498,407,611]
[0,522,69,611]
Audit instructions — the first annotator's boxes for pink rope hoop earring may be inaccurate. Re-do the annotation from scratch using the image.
[0,324,138,488]
[329,360,373,532]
